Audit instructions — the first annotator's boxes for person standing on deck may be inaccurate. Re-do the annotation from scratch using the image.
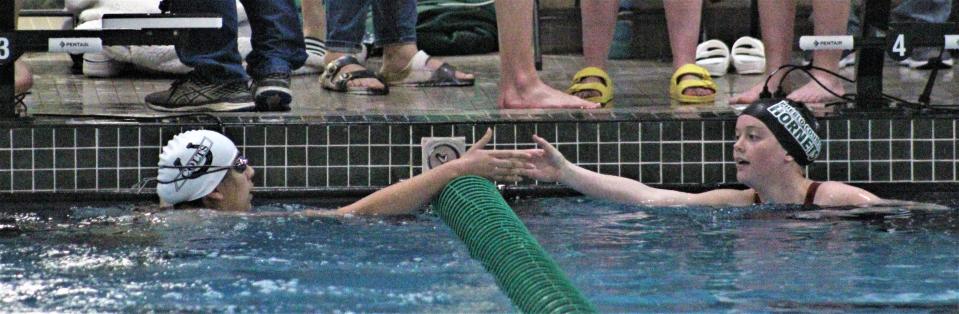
[145,0,307,112]
[315,0,475,95]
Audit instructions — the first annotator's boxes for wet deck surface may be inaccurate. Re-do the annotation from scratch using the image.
[18,53,959,119]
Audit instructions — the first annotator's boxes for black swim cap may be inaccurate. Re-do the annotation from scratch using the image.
[740,99,822,165]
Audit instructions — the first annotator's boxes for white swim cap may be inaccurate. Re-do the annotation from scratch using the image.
[157,130,239,206]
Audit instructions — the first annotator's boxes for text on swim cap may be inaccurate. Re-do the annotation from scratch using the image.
[172,137,215,190]
[766,101,821,159]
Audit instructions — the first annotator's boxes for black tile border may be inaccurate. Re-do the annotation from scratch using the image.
[0,115,955,194]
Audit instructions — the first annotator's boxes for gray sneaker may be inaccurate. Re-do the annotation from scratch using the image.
[145,74,255,112]
[899,47,953,69]
[252,72,292,112]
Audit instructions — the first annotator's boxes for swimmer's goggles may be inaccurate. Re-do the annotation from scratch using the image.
[133,154,248,191]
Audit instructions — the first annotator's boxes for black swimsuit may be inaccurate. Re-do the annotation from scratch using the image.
[753,181,821,206]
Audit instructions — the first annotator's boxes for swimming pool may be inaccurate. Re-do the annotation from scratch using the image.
[1,197,957,312]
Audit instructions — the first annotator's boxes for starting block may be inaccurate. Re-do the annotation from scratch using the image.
[0,8,222,118]
[796,0,958,110]
[102,13,222,31]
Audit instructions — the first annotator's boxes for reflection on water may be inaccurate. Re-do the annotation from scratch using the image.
[1,198,957,312]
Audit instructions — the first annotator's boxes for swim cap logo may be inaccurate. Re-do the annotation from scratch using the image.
[171,137,215,190]
[766,101,821,160]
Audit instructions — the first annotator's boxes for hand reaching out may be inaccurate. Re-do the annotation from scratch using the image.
[520,135,570,183]
[455,128,535,182]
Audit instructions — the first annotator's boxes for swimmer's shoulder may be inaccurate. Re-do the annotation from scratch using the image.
[813,181,882,207]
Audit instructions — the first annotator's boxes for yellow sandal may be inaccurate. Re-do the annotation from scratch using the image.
[566,66,614,107]
[669,64,718,104]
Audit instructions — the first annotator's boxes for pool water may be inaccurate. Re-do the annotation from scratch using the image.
[1,197,957,312]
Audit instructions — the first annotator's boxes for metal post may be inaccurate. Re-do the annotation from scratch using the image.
[749,0,760,39]
[533,0,542,71]
[1,0,15,118]
[855,0,891,110]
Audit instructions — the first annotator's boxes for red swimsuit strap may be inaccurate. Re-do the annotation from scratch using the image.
[804,181,822,206]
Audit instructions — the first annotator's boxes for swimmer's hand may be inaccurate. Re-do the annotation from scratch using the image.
[519,135,571,183]
[453,128,535,182]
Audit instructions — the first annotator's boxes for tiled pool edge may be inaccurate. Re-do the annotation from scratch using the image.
[0,113,956,199]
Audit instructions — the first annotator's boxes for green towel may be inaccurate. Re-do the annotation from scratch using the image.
[414,0,498,56]
[362,0,497,56]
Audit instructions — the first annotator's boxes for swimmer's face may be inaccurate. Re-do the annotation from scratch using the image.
[733,115,791,186]
[213,159,255,211]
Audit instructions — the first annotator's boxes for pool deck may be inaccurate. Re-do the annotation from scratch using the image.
[2,53,958,200]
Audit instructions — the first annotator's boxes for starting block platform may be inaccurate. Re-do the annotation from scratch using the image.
[1,8,222,117]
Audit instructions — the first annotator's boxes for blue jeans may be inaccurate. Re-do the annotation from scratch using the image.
[848,0,952,35]
[325,0,417,53]
[172,0,307,82]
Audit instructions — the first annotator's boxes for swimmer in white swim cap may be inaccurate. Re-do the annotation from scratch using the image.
[155,129,534,215]
[157,129,253,211]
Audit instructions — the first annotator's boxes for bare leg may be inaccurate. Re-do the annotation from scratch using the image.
[731,0,795,104]
[380,43,474,81]
[14,0,32,95]
[665,0,713,98]
[787,0,848,104]
[301,0,325,38]
[495,0,599,109]
[571,0,617,100]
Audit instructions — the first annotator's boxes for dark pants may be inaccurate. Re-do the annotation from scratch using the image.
[172,0,307,82]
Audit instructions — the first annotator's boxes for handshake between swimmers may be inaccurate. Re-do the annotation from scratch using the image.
[156,98,881,214]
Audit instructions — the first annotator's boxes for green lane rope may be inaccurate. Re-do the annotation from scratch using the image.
[433,176,596,314]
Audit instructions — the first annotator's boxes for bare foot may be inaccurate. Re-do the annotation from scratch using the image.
[730,72,783,104]
[787,71,845,104]
[323,53,383,90]
[678,74,714,97]
[14,60,33,95]
[499,81,600,109]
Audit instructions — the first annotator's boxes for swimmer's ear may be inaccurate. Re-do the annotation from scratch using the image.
[783,153,796,163]
[206,189,225,202]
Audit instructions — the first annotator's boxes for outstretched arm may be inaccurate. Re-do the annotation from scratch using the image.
[522,135,748,206]
[332,129,533,216]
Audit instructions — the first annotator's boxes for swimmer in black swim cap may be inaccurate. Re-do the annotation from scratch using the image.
[519,99,882,207]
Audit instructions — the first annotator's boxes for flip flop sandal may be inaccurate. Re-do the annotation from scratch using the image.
[669,64,718,104]
[295,41,369,75]
[565,66,613,107]
[695,39,731,77]
[320,55,389,95]
[380,50,474,87]
[731,36,766,75]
